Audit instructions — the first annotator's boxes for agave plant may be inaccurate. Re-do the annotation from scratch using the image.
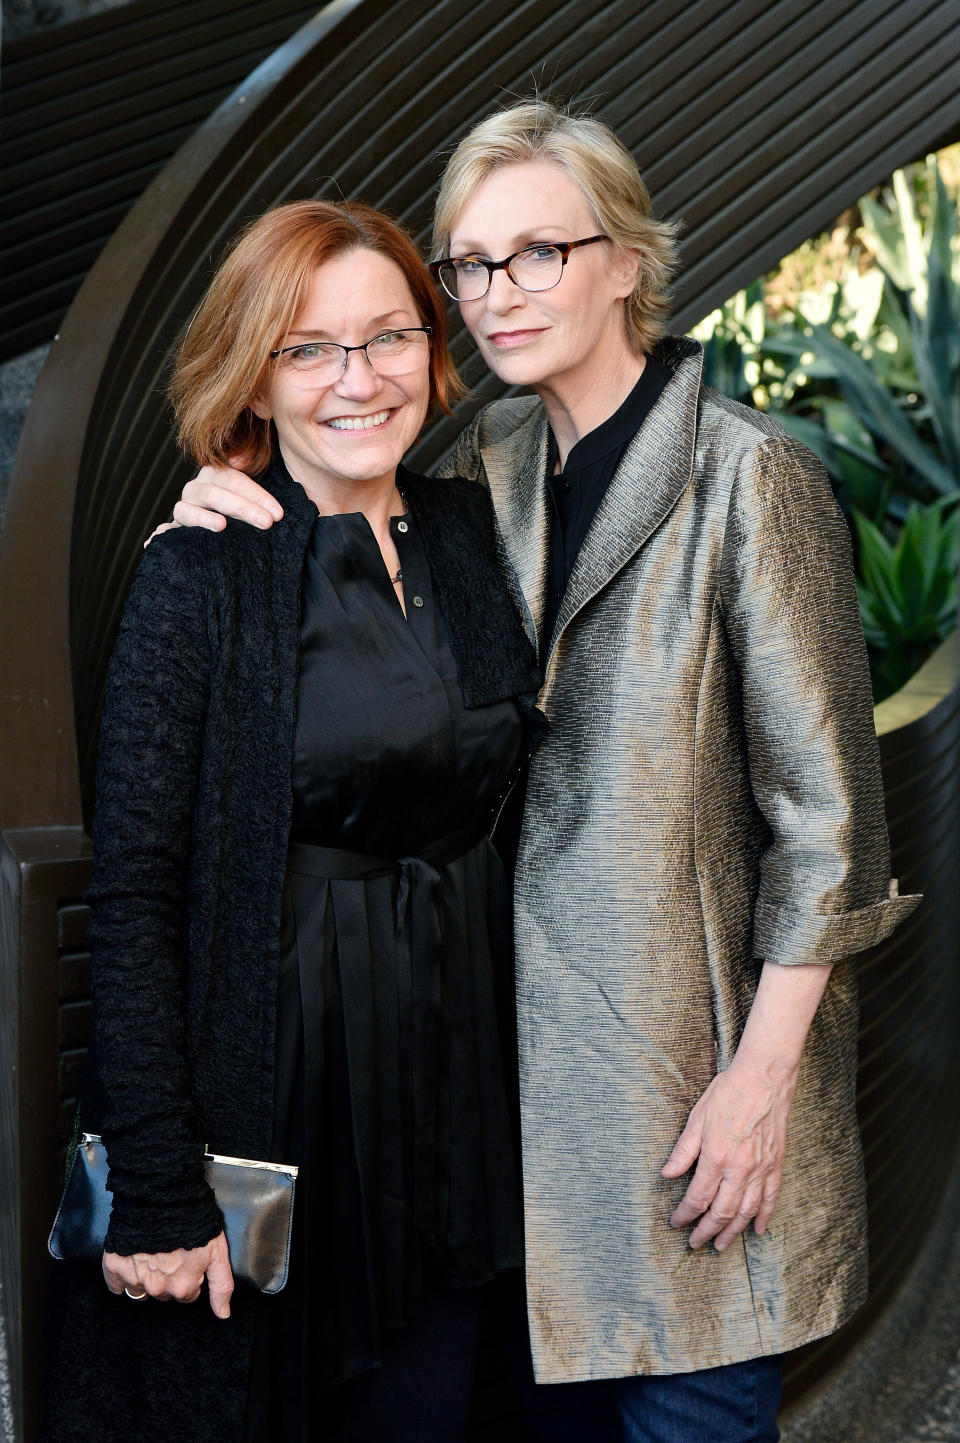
[777,157,960,507]
[862,164,960,486]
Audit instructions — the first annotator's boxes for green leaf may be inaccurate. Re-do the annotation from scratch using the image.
[893,513,929,618]
[852,510,904,628]
[819,398,874,451]
[892,169,927,309]
[860,195,910,292]
[913,168,960,476]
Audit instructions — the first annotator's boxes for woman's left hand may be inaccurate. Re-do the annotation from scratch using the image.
[660,959,836,1252]
[102,1230,234,1316]
[660,1056,795,1252]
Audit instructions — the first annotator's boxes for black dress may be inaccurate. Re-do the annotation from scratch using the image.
[245,505,525,1439]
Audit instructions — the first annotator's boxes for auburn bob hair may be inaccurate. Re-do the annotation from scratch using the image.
[169,200,462,474]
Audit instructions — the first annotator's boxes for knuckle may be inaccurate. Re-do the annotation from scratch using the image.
[723,1160,750,1182]
[698,1160,727,1184]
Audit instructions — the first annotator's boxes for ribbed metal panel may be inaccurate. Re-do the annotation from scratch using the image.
[0,0,325,360]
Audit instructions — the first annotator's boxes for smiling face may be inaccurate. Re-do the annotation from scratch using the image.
[253,248,431,500]
[447,159,640,396]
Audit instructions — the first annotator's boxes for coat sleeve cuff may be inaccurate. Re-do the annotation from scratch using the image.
[753,880,922,965]
[104,1187,224,1258]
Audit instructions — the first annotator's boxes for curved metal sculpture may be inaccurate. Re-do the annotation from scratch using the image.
[2,0,959,1436]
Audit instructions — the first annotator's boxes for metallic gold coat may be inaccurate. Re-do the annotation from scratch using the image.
[443,337,920,1383]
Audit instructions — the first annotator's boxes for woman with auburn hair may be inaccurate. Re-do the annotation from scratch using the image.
[42,198,544,1443]
[169,99,920,1443]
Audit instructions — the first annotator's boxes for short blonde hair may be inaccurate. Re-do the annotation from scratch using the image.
[170,200,463,473]
[432,99,680,356]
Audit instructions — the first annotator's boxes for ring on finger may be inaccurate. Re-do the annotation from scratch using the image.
[124,1286,148,1301]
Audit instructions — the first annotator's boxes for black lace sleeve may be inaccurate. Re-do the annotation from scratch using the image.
[86,533,224,1256]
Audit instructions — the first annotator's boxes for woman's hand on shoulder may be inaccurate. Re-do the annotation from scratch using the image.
[102,1230,234,1317]
[174,462,283,533]
[144,461,283,547]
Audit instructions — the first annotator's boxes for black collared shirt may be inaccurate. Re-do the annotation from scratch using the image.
[541,355,672,648]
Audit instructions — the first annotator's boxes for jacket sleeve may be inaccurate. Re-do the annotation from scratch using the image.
[719,432,921,965]
[85,534,224,1255]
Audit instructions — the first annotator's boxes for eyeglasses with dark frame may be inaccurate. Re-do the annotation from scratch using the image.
[269,326,433,382]
[429,236,610,302]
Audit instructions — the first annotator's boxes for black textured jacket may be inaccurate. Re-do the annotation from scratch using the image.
[42,457,542,1443]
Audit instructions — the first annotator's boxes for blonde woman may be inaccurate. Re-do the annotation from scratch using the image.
[164,100,919,1443]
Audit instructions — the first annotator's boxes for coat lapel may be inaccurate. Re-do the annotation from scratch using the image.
[546,339,705,664]
[479,401,551,647]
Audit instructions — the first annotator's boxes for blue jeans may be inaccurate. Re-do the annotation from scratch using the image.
[510,1354,782,1443]
[613,1355,782,1443]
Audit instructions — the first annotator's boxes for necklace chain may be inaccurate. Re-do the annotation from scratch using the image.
[392,480,408,585]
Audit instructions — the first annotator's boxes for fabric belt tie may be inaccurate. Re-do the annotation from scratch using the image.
[287,826,487,1245]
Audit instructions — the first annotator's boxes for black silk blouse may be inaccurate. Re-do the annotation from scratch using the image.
[245,505,527,1437]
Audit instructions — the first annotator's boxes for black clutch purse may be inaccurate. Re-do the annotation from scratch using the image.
[48,1133,298,1293]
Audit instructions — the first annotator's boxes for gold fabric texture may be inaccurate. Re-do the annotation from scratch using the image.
[442,336,920,1384]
